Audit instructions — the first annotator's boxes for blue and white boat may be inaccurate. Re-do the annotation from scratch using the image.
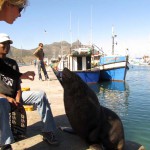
[55,26,129,82]
[99,55,129,81]
[56,47,100,83]
[96,26,129,81]
[91,46,129,81]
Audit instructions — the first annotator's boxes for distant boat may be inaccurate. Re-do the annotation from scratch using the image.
[129,57,150,66]
[55,46,100,83]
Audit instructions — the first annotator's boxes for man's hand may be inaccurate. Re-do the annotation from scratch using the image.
[20,71,35,81]
[7,97,24,112]
[6,96,18,107]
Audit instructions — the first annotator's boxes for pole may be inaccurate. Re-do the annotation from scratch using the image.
[69,12,72,53]
[112,26,117,55]
[112,26,114,55]
[90,5,93,46]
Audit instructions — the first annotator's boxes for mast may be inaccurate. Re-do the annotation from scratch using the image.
[60,33,63,57]
[77,18,79,48]
[112,26,117,55]
[90,5,93,46]
[69,12,72,53]
[21,45,23,64]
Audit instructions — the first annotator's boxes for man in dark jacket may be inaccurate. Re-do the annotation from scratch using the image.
[0,34,35,80]
[0,34,58,149]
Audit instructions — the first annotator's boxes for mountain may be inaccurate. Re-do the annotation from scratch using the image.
[8,40,82,64]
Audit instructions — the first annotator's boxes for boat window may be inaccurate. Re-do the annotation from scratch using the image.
[86,56,91,69]
[77,57,82,70]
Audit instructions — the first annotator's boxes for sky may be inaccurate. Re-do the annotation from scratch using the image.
[1,0,150,57]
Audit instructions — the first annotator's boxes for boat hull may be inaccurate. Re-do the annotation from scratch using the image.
[75,70,100,83]
[100,67,127,81]
[57,70,100,83]
[99,56,128,81]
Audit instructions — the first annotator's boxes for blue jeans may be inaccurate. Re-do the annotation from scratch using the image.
[0,97,14,146]
[37,60,49,80]
[0,91,56,145]
[22,91,56,132]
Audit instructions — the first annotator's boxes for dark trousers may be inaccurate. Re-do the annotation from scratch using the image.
[37,60,49,80]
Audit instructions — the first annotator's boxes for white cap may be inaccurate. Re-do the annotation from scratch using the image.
[0,33,13,44]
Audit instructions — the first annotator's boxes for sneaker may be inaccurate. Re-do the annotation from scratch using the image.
[1,144,12,150]
[45,77,50,81]
[45,78,52,81]
[42,132,59,145]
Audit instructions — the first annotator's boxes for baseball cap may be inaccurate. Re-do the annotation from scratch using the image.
[0,33,13,44]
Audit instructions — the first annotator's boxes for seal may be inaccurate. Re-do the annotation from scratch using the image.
[62,67,125,149]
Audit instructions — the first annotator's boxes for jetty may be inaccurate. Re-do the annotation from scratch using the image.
[12,65,88,150]
[9,65,146,150]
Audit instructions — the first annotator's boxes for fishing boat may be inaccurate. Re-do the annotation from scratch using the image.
[129,57,150,66]
[97,27,129,81]
[99,55,129,81]
[55,25,129,82]
[90,45,129,81]
[56,46,100,83]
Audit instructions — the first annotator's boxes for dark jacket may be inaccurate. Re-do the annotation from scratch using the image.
[0,58,22,80]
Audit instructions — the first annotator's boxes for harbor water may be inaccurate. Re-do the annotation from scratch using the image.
[89,65,150,149]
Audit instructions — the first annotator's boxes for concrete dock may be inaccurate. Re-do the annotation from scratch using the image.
[12,65,88,150]
[9,65,146,150]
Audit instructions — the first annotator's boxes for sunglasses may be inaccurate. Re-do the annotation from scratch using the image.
[18,7,24,13]
[9,3,24,13]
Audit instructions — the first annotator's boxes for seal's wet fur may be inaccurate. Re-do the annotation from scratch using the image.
[62,68,125,150]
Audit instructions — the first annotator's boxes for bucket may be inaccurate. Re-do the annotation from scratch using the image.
[23,105,34,111]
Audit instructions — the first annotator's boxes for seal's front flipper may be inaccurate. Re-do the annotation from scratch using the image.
[58,126,76,134]
[125,141,145,150]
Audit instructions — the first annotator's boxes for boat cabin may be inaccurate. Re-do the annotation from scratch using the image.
[57,48,92,71]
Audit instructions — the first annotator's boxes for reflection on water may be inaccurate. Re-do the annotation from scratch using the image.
[99,82,129,117]
[88,81,130,117]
